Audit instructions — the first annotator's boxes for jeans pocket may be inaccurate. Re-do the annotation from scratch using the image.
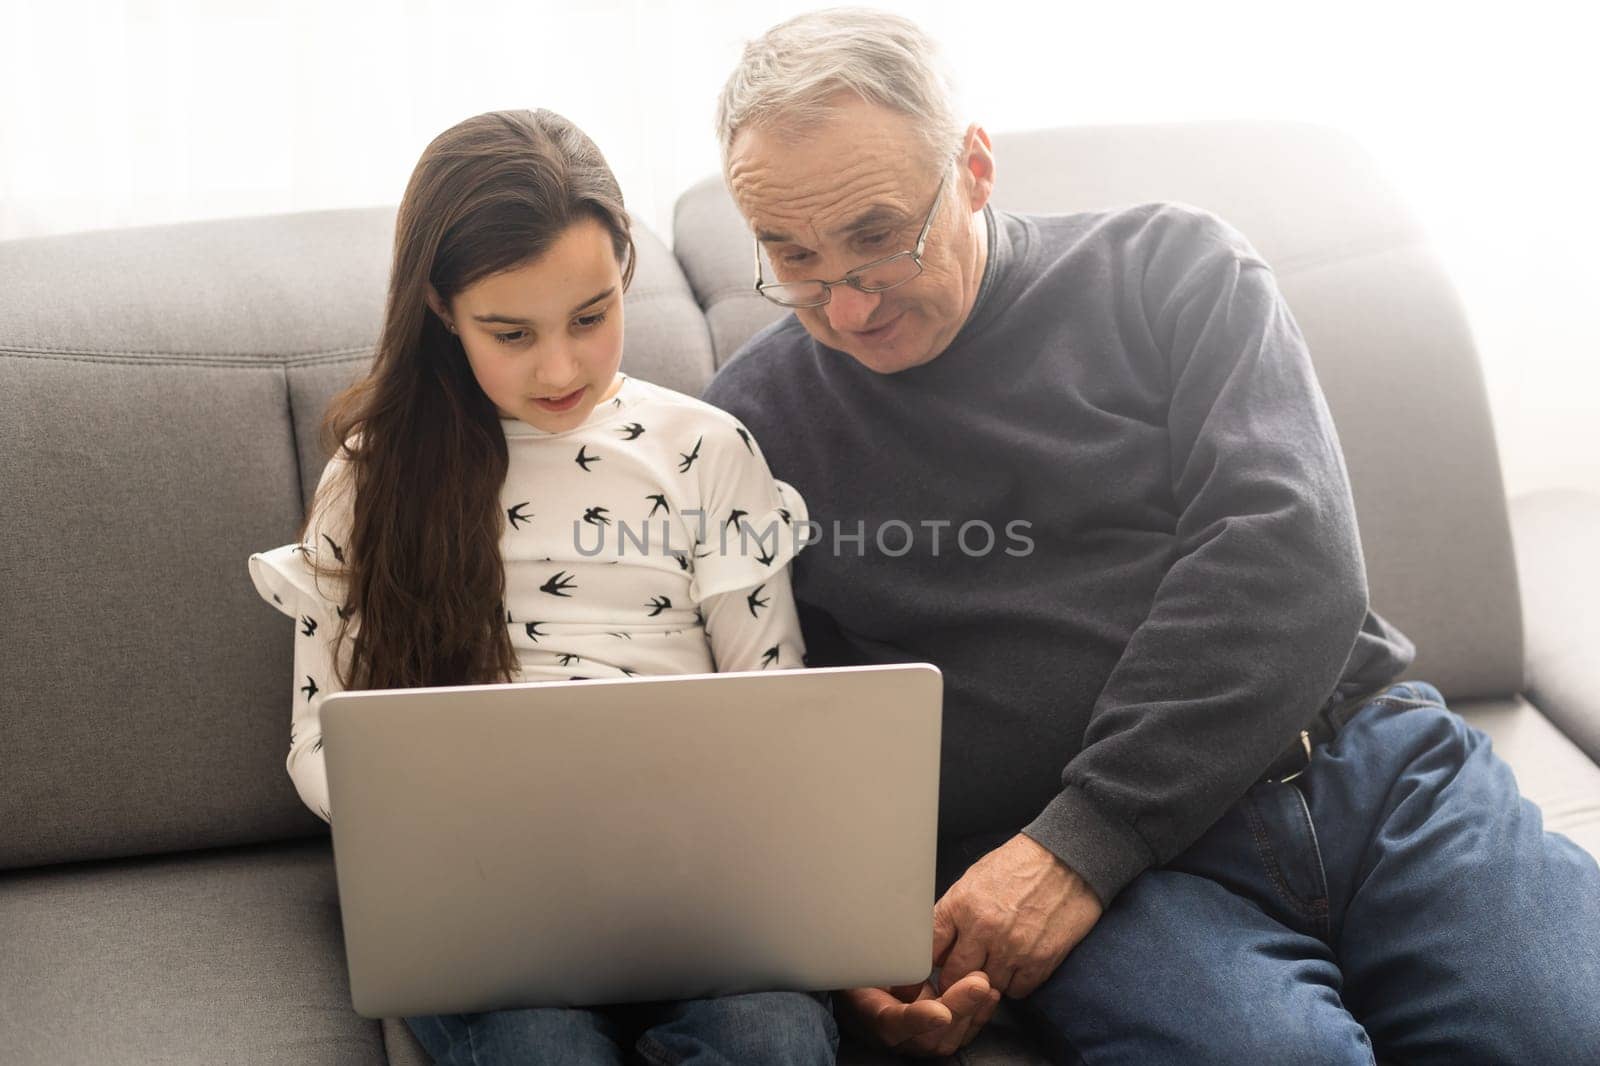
[1243,782,1332,941]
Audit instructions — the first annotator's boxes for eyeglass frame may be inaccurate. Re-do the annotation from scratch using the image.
[752,163,953,309]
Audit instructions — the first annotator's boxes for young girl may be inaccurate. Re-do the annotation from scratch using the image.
[245,109,836,1066]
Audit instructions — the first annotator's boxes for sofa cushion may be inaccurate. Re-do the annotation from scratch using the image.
[1457,694,1600,861]
[0,352,327,871]
[0,838,386,1066]
[1509,490,1600,762]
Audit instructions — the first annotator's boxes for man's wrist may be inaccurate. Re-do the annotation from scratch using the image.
[1022,784,1151,905]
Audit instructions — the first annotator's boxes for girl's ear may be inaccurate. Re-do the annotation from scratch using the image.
[424,284,454,330]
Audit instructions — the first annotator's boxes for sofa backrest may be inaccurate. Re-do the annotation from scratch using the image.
[0,208,714,870]
[673,121,1524,705]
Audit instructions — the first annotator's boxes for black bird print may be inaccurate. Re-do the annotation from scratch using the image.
[736,427,755,454]
[724,508,749,531]
[558,654,580,667]
[290,543,311,557]
[272,593,282,605]
[508,502,534,530]
[693,546,713,560]
[311,735,323,754]
[540,571,577,597]
[617,422,646,440]
[646,493,670,517]
[336,604,352,621]
[746,584,769,617]
[606,631,634,640]
[761,644,780,667]
[756,545,776,567]
[646,595,672,617]
[575,445,601,471]
[299,615,317,637]
[505,608,513,623]
[670,551,691,571]
[524,622,546,642]
[321,533,345,564]
[678,436,703,473]
[583,506,611,527]
[301,676,319,701]
[778,508,792,526]
[620,667,637,677]
[320,806,332,822]
[612,395,624,408]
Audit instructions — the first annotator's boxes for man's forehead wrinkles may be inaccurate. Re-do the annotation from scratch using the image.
[746,171,911,246]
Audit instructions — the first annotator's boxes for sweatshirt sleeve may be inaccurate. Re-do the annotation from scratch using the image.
[1022,209,1372,904]
[244,453,355,825]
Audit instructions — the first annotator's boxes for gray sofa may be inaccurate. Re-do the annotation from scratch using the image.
[3,122,1597,1066]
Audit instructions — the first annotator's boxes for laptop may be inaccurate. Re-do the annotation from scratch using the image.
[318,662,943,1018]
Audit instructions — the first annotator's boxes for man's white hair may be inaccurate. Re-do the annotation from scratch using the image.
[715,7,965,174]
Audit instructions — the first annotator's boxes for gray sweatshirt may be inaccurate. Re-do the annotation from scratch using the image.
[701,200,1414,903]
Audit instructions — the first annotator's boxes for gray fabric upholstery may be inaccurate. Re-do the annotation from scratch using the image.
[0,352,327,870]
[0,838,386,1066]
[671,121,1523,702]
[1509,490,1600,761]
[2,121,1594,1065]
[1457,694,1600,860]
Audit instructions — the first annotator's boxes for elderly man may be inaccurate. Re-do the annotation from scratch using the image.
[702,9,1600,1063]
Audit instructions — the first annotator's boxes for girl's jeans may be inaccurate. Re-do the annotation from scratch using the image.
[404,989,836,1065]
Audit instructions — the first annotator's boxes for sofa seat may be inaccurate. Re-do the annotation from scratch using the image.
[0,838,389,1066]
[1457,695,1600,858]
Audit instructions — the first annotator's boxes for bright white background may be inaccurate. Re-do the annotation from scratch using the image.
[2,0,1595,499]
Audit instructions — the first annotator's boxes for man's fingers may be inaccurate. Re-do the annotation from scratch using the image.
[1007,963,1054,1000]
[985,962,1019,998]
[942,971,993,1015]
[960,989,1003,1049]
[931,896,958,966]
[858,987,951,1046]
[938,937,987,994]
[898,1002,975,1057]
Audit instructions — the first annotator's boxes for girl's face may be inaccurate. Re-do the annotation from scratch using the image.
[428,216,626,433]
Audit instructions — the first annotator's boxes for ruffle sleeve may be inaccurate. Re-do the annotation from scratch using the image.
[685,417,811,603]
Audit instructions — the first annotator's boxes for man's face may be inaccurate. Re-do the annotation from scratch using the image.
[726,97,992,375]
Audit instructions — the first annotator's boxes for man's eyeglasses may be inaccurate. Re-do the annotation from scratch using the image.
[753,166,951,309]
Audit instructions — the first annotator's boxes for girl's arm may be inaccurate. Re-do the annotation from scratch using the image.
[248,541,341,824]
[702,564,806,673]
[681,413,813,674]
[246,451,354,825]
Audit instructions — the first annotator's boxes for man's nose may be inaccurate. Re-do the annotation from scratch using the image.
[822,284,883,333]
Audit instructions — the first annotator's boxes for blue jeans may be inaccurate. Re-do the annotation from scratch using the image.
[403,989,836,1065]
[1013,681,1600,1064]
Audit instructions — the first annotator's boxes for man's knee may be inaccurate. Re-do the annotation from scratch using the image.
[1019,991,1375,1066]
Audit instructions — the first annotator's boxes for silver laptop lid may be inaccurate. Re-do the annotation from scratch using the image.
[319,662,942,1017]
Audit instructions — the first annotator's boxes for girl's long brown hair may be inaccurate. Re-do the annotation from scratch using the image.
[301,109,637,692]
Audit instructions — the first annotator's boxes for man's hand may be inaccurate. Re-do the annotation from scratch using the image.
[836,972,1000,1057]
[933,833,1104,1000]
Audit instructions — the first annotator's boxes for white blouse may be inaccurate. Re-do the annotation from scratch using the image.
[247,374,809,823]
